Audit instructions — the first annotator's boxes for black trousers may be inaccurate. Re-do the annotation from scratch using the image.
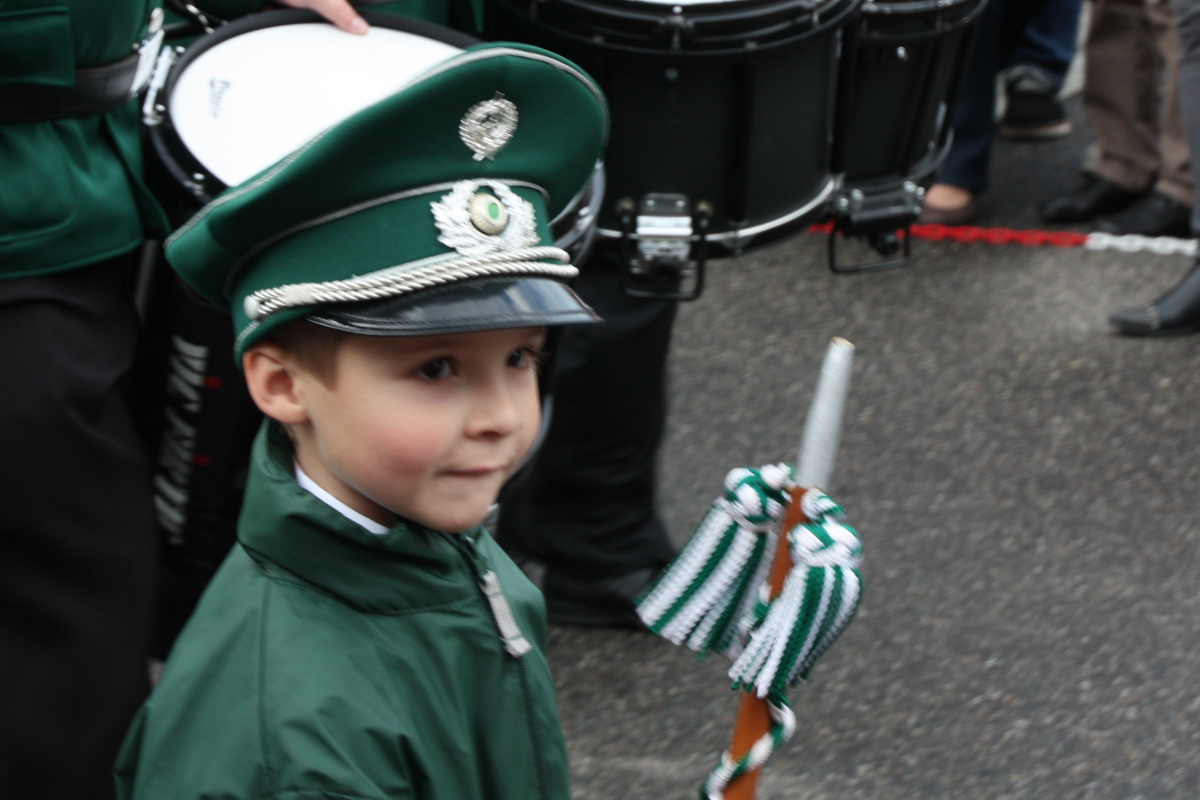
[0,255,156,800]
[497,250,678,580]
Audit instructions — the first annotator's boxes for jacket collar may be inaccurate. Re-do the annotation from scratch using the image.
[237,421,485,614]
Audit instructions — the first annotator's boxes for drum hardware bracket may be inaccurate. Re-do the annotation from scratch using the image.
[166,0,226,34]
[141,46,180,127]
[828,181,922,273]
[662,6,694,50]
[618,194,710,301]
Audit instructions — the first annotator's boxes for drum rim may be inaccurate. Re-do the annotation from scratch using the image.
[577,0,839,12]
[168,9,480,84]
[151,10,482,205]
[501,0,861,55]
[861,0,981,14]
[854,0,983,41]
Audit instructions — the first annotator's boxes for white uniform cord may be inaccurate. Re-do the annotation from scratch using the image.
[243,246,575,321]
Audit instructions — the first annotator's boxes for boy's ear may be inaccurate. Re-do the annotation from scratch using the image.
[243,344,310,425]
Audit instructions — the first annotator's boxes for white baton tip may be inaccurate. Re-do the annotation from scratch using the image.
[796,337,855,491]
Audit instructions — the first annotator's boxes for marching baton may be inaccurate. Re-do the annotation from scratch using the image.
[722,336,855,800]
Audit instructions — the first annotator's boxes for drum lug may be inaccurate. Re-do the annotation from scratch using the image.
[165,0,226,34]
[661,6,694,50]
[619,194,708,301]
[141,46,178,127]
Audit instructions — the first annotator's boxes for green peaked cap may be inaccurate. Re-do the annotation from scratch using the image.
[164,42,609,360]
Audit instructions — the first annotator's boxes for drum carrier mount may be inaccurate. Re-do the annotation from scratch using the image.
[617,194,713,301]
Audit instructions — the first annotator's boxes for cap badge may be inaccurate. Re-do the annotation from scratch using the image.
[460,96,518,161]
[432,181,538,257]
[468,192,509,234]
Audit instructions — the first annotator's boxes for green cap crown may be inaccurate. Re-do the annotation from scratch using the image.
[164,43,609,359]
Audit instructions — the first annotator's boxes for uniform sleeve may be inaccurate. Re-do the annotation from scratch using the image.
[112,705,148,800]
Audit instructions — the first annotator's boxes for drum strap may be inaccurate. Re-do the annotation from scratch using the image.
[0,28,163,124]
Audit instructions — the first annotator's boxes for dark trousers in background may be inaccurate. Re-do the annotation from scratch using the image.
[940,0,1080,193]
[497,250,678,581]
[0,254,157,800]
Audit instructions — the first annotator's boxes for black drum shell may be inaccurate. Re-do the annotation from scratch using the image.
[837,0,986,191]
[487,0,860,253]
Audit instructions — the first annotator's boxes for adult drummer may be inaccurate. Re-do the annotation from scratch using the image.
[0,3,365,799]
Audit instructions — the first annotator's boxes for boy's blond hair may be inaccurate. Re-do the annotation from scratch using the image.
[264,320,350,388]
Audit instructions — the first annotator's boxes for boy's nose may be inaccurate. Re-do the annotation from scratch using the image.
[466,373,525,439]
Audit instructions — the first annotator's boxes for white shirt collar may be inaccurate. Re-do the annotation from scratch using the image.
[295,463,390,535]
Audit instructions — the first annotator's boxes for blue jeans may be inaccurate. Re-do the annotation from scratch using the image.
[939,0,1086,193]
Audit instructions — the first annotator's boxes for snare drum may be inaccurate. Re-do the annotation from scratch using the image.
[144,10,477,218]
[827,0,985,269]
[487,0,860,298]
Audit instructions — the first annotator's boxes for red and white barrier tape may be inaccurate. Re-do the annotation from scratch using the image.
[812,222,1197,256]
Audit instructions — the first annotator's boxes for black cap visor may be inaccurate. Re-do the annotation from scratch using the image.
[305,276,600,336]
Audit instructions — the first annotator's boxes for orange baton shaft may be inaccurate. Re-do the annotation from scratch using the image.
[722,486,811,800]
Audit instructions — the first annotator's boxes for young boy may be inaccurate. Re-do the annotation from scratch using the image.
[115,43,607,800]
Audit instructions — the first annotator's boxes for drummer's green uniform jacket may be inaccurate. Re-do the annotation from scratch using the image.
[0,0,167,279]
[115,422,570,800]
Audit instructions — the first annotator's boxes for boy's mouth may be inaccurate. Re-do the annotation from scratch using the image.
[443,464,507,477]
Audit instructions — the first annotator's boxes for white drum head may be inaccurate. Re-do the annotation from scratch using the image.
[170,24,462,187]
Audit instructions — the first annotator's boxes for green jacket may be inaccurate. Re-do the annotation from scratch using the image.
[115,422,571,800]
[0,0,169,279]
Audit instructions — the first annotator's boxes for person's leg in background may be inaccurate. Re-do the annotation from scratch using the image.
[1042,0,1170,222]
[1109,0,1200,333]
[919,0,1002,224]
[1093,0,1193,234]
[1000,0,1085,139]
[0,254,157,800]
[497,251,678,626]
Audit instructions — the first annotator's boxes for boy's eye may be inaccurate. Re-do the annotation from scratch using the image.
[417,358,452,380]
[508,347,543,369]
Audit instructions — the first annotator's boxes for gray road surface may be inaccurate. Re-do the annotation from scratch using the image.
[545,99,1200,799]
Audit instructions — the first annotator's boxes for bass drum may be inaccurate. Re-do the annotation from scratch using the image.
[827,0,985,269]
[487,0,860,299]
[136,10,602,655]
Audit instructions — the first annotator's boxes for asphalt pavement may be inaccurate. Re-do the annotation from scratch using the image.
[544,97,1200,799]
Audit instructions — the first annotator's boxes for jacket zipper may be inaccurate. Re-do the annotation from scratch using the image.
[442,533,552,800]
[516,657,552,800]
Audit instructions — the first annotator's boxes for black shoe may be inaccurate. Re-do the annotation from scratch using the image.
[1039,173,1145,224]
[1093,191,1193,237]
[542,567,661,628]
[1110,261,1200,336]
[999,66,1071,140]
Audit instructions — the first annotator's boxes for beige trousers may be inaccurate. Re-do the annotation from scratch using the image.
[1084,0,1194,204]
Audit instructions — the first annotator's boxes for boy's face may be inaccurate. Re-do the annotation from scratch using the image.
[291,326,546,533]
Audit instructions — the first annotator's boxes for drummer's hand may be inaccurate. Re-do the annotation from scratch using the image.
[275,0,369,34]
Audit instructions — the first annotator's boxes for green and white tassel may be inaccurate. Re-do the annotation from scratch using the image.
[637,464,794,655]
[729,491,862,698]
